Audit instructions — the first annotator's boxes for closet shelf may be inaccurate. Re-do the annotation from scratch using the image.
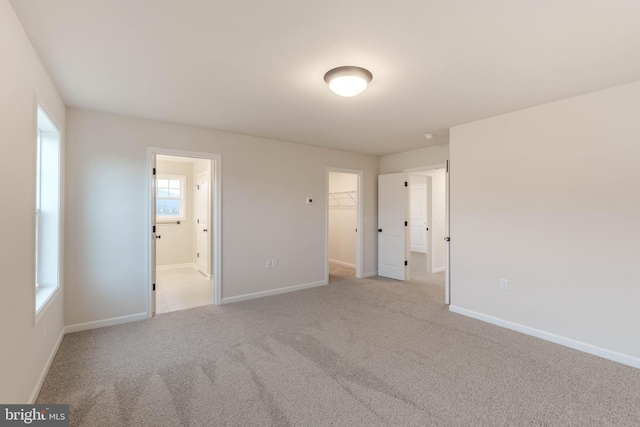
[329,190,356,209]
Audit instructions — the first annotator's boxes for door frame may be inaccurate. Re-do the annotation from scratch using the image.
[409,181,428,255]
[404,163,450,304]
[146,147,222,316]
[196,170,211,278]
[325,167,364,281]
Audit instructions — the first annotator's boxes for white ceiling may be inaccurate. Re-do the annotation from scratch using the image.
[10,0,640,156]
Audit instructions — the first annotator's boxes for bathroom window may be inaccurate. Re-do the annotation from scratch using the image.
[156,175,186,221]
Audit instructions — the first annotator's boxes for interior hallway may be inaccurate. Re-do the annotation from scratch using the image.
[410,251,445,286]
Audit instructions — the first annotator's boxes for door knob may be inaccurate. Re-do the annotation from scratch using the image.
[203,229,208,232]
[378,229,383,232]
[155,235,161,239]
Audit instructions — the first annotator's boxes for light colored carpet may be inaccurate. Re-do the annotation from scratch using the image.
[38,266,640,426]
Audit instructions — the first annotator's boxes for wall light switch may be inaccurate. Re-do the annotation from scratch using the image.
[500,279,508,290]
[266,260,272,269]
[272,259,278,268]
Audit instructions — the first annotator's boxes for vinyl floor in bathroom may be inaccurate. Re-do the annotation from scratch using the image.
[155,267,213,314]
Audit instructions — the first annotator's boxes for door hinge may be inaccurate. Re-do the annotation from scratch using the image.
[153,283,156,291]
[404,181,408,187]
[197,252,200,258]
[196,184,200,190]
[404,221,408,226]
[446,160,449,173]
[153,167,156,175]
[405,260,408,266]
[152,225,156,233]
[197,219,199,224]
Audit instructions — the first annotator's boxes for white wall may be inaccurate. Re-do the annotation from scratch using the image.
[328,172,357,266]
[379,145,449,174]
[0,0,66,403]
[64,108,379,325]
[156,159,195,267]
[450,81,640,362]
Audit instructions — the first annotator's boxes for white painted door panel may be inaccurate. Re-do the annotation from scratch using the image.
[151,154,157,316]
[410,184,427,253]
[196,172,209,276]
[378,173,406,280]
[445,160,450,305]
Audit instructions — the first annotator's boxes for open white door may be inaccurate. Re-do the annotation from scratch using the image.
[445,160,451,305]
[410,184,427,253]
[378,173,406,280]
[151,154,157,316]
[196,171,210,276]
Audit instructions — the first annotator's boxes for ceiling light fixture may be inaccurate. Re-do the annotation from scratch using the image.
[324,66,373,97]
[425,133,435,139]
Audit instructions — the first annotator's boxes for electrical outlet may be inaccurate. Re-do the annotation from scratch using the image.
[266,260,272,269]
[272,259,278,268]
[500,279,508,290]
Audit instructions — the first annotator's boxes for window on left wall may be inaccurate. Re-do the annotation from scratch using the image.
[35,107,61,314]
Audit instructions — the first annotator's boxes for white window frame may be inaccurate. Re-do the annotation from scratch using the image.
[35,129,42,291]
[156,174,186,222]
[35,105,62,318]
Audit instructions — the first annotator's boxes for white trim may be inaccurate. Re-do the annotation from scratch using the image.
[404,164,446,174]
[196,170,212,278]
[432,267,446,273]
[363,271,378,278]
[221,280,327,305]
[64,312,148,334]
[449,306,640,370]
[404,162,449,304]
[29,327,65,404]
[34,286,61,325]
[326,167,364,283]
[155,263,197,270]
[33,101,64,326]
[147,147,222,317]
[328,259,356,268]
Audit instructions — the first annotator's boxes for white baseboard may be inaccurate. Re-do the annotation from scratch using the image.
[363,271,378,278]
[221,280,327,305]
[328,259,356,268]
[156,263,196,270]
[432,267,445,273]
[29,328,65,404]
[64,312,148,334]
[449,306,640,370]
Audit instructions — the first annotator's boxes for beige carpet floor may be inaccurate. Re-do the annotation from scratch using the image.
[37,266,640,426]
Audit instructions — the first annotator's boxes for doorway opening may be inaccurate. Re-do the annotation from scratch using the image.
[147,148,221,317]
[405,164,449,303]
[326,168,363,283]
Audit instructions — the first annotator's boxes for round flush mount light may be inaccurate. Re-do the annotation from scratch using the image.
[424,133,435,140]
[324,66,373,97]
